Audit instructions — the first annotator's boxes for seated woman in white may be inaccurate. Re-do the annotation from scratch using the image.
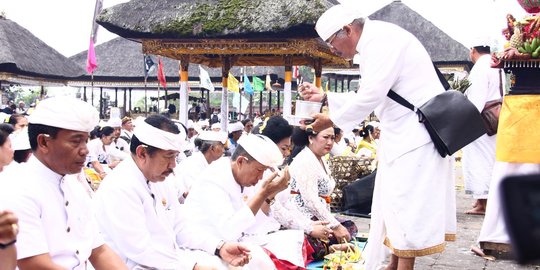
[86,126,120,179]
[288,126,358,259]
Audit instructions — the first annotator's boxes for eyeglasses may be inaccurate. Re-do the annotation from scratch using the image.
[326,29,343,48]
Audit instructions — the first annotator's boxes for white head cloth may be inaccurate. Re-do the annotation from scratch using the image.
[211,123,221,131]
[107,118,122,128]
[134,119,185,151]
[187,120,195,129]
[238,134,283,168]
[10,128,30,151]
[469,36,492,48]
[228,121,244,133]
[316,4,363,41]
[198,131,228,144]
[28,96,99,133]
[368,121,380,129]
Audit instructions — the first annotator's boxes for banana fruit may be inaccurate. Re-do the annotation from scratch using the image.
[518,37,540,58]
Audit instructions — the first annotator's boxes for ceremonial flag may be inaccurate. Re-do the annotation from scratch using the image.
[292,66,299,79]
[232,92,250,113]
[243,74,254,95]
[157,58,167,89]
[86,38,97,74]
[227,73,239,93]
[199,65,215,92]
[144,55,155,78]
[253,76,265,92]
[265,74,273,91]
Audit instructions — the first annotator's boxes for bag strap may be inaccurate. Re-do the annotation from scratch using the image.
[387,90,415,112]
[387,63,448,112]
[498,69,504,97]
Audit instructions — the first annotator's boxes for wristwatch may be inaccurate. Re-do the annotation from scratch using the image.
[0,239,16,249]
[214,240,225,258]
[265,197,275,205]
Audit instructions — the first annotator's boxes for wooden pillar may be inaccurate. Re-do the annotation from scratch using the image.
[83,86,87,102]
[341,76,344,93]
[249,93,253,119]
[179,56,190,124]
[206,89,211,120]
[221,56,233,131]
[40,86,45,100]
[277,90,281,113]
[268,90,272,113]
[259,91,263,115]
[129,88,132,113]
[123,88,127,116]
[115,87,118,107]
[283,56,293,116]
[99,87,104,119]
[314,58,323,88]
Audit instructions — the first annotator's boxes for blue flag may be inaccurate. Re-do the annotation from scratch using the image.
[243,75,254,95]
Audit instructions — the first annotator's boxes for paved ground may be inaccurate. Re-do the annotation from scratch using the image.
[342,161,540,270]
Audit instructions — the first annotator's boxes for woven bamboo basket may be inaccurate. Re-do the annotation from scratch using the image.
[329,156,374,211]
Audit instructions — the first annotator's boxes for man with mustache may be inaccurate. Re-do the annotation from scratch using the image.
[0,96,127,269]
[94,115,251,270]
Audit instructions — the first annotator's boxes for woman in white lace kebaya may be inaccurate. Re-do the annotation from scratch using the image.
[242,116,333,265]
[251,117,331,237]
[288,126,357,259]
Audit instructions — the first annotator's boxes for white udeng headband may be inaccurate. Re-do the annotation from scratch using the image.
[134,120,183,151]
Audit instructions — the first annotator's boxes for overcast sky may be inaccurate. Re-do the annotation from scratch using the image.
[1,0,528,57]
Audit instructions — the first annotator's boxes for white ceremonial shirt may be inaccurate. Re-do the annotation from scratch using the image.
[86,138,110,165]
[184,158,256,241]
[327,19,444,163]
[94,157,219,270]
[106,141,129,161]
[172,151,209,202]
[184,159,300,268]
[1,156,103,269]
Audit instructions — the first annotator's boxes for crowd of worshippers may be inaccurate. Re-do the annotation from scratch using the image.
[0,95,380,270]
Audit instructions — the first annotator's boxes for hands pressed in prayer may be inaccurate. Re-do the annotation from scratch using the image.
[309,220,333,240]
[0,210,18,245]
[261,167,290,198]
[219,243,251,267]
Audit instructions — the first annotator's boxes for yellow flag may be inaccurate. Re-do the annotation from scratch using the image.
[325,81,329,92]
[227,73,239,93]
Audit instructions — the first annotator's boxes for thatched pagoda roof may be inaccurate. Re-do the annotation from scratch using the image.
[97,0,333,39]
[368,1,471,67]
[68,37,287,88]
[96,0,348,68]
[0,16,84,85]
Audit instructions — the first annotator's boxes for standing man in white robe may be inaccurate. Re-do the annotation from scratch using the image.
[299,4,455,270]
[0,96,127,270]
[184,134,301,268]
[94,115,250,270]
[462,39,504,215]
